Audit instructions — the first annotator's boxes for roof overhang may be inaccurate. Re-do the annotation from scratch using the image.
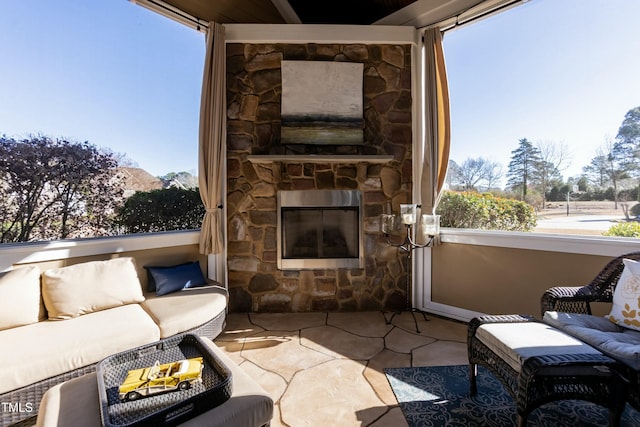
[132,0,527,31]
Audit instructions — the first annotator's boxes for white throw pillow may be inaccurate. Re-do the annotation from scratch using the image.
[42,257,145,320]
[0,266,44,330]
[606,258,640,331]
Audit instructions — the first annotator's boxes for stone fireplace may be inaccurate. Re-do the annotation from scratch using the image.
[226,42,414,313]
[277,190,363,270]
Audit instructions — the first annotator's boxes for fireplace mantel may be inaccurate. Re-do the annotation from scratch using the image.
[247,155,394,164]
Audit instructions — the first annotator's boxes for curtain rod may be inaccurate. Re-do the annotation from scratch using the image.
[421,0,527,32]
[130,0,209,33]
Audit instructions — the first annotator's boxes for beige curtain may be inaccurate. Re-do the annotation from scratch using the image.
[198,22,226,255]
[420,28,451,215]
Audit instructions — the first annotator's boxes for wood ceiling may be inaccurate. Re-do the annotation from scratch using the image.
[159,0,287,25]
[286,0,418,25]
[158,0,500,28]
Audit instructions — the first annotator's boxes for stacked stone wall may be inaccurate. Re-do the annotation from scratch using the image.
[226,43,413,312]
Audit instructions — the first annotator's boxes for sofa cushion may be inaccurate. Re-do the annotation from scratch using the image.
[476,321,600,373]
[0,266,45,331]
[42,257,145,320]
[606,258,640,331]
[145,261,208,296]
[141,285,227,339]
[543,311,640,370]
[0,304,160,395]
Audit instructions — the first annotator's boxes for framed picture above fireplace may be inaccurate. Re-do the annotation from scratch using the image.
[281,60,364,145]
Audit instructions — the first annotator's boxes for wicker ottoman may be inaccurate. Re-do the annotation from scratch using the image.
[35,338,273,427]
[468,314,625,427]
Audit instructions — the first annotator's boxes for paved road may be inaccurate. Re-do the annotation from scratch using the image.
[535,215,625,232]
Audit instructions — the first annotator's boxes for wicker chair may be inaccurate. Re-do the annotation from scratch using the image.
[541,251,640,315]
[540,251,640,414]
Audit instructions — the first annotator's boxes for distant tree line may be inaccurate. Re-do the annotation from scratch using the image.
[0,134,203,244]
[447,105,640,212]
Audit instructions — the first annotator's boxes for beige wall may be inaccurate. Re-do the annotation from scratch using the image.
[431,243,614,319]
[5,236,626,317]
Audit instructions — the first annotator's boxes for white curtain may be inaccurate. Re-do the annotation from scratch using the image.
[420,28,451,215]
[198,22,226,255]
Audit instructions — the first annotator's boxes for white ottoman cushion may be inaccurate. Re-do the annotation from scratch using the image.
[476,321,601,373]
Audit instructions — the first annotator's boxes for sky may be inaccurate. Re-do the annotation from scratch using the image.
[0,0,205,177]
[1,0,639,182]
[444,0,640,183]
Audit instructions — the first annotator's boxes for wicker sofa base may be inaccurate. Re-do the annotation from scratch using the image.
[0,310,226,427]
[468,314,626,427]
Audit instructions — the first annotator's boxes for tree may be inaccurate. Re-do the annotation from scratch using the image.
[103,147,139,168]
[117,187,205,233]
[584,153,610,188]
[535,141,570,207]
[484,162,504,191]
[584,138,628,208]
[506,138,542,201]
[613,106,640,178]
[160,171,198,189]
[0,135,124,242]
[448,158,502,191]
[574,176,589,192]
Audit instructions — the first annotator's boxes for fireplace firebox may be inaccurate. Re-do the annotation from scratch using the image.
[277,190,364,270]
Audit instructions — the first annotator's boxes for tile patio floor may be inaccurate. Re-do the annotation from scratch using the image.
[213,311,469,427]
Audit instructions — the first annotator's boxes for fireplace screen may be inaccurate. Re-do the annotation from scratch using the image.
[277,190,363,269]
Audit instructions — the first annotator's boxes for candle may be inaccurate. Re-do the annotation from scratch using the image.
[423,224,436,235]
[400,204,417,225]
[421,214,440,236]
[380,214,394,233]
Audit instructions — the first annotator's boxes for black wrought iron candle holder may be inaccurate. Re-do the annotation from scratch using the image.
[380,205,440,333]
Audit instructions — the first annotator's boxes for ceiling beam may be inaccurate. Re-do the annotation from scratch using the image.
[270,0,302,24]
[375,0,527,29]
[375,0,485,27]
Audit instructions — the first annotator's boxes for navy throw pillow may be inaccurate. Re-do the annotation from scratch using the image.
[145,261,207,296]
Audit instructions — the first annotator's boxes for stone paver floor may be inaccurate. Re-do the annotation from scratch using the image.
[214,311,468,427]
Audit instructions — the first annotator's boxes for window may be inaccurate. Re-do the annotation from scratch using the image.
[0,0,205,243]
[442,0,640,237]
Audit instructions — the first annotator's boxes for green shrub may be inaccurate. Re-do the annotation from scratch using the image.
[603,222,640,238]
[117,187,205,233]
[436,191,537,232]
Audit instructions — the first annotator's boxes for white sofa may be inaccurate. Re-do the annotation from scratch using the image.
[0,257,228,427]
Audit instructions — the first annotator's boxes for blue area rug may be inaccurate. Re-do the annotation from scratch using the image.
[385,365,640,427]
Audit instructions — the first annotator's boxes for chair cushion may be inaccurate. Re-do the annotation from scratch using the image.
[42,257,145,320]
[476,321,600,373]
[145,261,208,296]
[0,304,160,395]
[141,285,227,338]
[606,258,640,331]
[0,266,45,330]
[544,311,640,370]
